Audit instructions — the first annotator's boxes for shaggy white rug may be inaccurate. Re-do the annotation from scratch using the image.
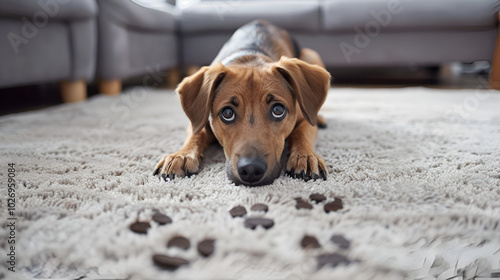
[1,87,499,280]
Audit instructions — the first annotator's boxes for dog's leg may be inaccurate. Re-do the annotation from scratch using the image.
[299,48,325,68]
[154,124,215,180]
[286,120,327,181]
[274,56,330,181]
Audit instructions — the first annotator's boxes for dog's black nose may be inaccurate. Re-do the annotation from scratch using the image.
[237,157,267,184]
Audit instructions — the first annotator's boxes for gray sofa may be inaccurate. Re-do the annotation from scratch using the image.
[0,0,98,102]
[96,0,179,94]
[180,0,498,68]
[1,0,499,102]
[98,0,499,94]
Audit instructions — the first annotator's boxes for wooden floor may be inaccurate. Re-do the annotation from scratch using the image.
[329,63,490,89]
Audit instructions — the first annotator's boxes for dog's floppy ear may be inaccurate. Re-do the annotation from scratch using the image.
[274,57,331,126]
[177,64,227,134]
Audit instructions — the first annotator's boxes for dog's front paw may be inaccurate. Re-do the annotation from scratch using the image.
[153,150,201,181]
[286,150,327,181]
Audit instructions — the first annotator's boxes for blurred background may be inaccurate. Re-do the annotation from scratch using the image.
[0,0,498,115]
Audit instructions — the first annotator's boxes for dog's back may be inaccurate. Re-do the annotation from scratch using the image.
[212,20,298,66]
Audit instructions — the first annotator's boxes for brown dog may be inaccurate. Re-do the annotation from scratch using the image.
[154,20,331,186]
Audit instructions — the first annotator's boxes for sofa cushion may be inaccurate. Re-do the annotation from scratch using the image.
[99,0,178,33]
[0,0,97,21]
[322,0,498,33]
[180,1,321,34]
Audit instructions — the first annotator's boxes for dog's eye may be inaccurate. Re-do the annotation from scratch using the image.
[271,104,286,120]
[220,107,236,123]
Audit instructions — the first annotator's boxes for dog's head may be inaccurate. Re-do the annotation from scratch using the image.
[177,57,330,186]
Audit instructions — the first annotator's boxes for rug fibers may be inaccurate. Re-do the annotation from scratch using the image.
[0,87,499,280]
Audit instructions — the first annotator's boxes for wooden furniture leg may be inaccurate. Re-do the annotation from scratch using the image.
[60,80,86,103]
[490,13,500,90]
[99,79,122,95]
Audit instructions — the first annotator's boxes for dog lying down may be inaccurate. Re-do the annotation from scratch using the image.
[154,20,331,186]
